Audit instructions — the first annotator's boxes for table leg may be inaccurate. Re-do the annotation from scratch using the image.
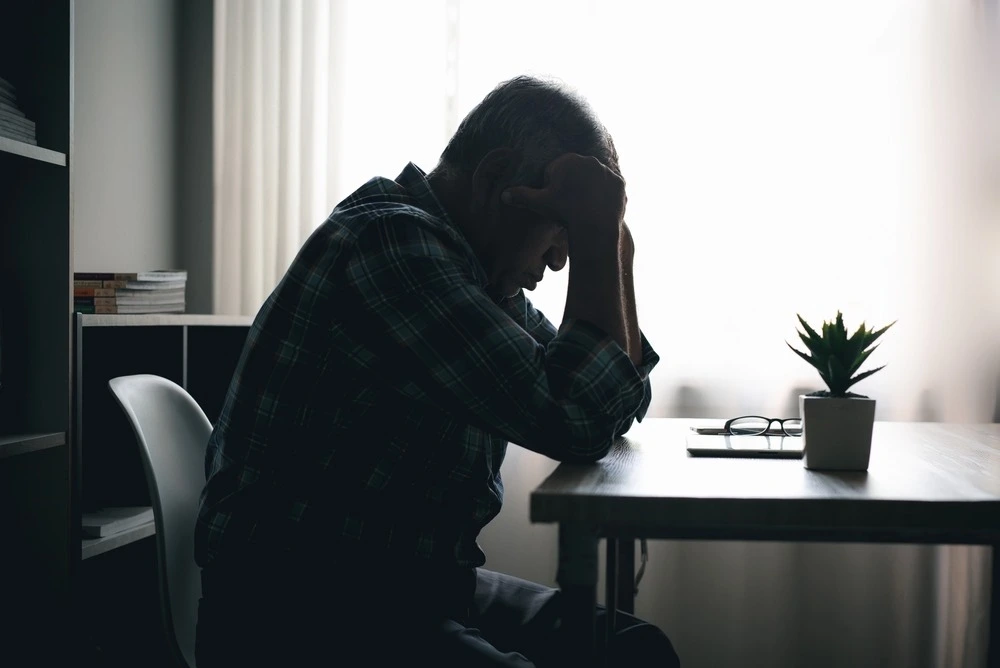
[616,539,635,614]
[557,522,599,666]
[606,537,619,664]
[990,544,1000,668]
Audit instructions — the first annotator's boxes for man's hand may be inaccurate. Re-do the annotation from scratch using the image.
[501,153,625,238]
[501,153,638,363]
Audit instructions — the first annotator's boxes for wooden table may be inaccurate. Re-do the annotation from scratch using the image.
[529,418,1000,666]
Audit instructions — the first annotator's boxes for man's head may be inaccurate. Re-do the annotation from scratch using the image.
[429,75,621,298]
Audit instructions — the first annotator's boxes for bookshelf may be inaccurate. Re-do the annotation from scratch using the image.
[0,432,66,459]
[73,313,251,666]
[73,313,252,516]
[0,136,67,165]
[81,512,156,560]
[0,0,73,664]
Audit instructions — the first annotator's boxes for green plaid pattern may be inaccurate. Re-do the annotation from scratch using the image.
[195,162,659,570]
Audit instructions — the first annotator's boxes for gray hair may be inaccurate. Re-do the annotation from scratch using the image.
[434,75,621,187]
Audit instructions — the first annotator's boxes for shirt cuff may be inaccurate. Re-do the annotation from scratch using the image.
[637,330,660,379]
[549,318,646,420]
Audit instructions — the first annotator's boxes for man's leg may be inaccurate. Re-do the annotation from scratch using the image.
[469,568,681,668]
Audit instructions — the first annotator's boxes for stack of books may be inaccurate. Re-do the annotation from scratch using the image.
[0,76,37,145]
[74,270,187,314]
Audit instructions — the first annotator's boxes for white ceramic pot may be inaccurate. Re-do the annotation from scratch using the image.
[799,394,876,471]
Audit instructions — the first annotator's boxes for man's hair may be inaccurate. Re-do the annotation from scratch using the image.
[435,75,621,187]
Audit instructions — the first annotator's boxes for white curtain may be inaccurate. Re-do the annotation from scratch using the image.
[214,1,1000,666]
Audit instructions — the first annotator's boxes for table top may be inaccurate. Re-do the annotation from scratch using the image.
[529,418,1000,544]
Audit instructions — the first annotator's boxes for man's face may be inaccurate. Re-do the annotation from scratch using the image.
[465,149,570,299]
[483,206,568,299]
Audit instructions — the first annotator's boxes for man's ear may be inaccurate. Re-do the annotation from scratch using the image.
[470,148,518,214]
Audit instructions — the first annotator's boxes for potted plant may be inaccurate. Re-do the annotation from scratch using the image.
[787,312,895,471]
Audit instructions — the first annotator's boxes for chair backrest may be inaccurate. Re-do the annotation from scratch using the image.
[108,374,212,668]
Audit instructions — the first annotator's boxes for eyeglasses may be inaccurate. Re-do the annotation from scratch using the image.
[724,415,803,437]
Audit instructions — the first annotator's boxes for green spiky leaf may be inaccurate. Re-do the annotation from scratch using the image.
[796,314,827,354]
[786,341,826,374]
[788,313,895,398]
[849,343,879,376]
[865,321,896,347]
[844,365,886,391]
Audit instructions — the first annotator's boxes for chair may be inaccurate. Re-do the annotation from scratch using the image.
[108,374,212,668]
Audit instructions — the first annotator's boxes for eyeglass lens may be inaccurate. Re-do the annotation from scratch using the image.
[728,417,802,436]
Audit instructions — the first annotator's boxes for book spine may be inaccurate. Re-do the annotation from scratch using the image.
[74,287,116,298]
[0,128,36,143]
[75,289,184,301]
[74,297,117,307]
[0,113,34,131]
[73,273,139,281]
[0,102,24,118]
[74,273,116,281]
[74,300,116,314]
[75,279,131,289]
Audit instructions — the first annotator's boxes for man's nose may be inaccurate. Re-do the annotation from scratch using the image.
[544,232,569,271]
[544,245,567,272]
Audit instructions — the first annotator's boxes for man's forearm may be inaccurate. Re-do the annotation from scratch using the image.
[563,229,629,354]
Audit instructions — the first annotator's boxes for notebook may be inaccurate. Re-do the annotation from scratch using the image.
[686,432,804,459]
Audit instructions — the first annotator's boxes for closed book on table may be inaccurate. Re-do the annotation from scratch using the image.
[76,290,185,306]
[74,270,188,283]
[74,302,186,314]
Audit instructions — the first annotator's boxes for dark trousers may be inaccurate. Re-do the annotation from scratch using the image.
[196,564,679,667]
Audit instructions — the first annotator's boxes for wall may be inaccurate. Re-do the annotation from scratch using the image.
[175,0,213,314]
[73,0,178,273]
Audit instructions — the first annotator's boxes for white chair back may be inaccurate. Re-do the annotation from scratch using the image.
[108,374,211,668]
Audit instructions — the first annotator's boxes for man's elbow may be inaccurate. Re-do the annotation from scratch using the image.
[549,416,619,463]
[555,440,614,464]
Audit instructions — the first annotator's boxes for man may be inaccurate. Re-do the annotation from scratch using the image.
[195,75,679,667]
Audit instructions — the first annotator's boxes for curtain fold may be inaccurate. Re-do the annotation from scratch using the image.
[214,0,344,314]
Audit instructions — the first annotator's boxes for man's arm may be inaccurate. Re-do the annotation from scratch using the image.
[499,291,558,346]
[344,217,646,463]
[504,155,654,437]
[620,224,643,368]
[504,225,643,369]
[506,286,658,437]
[506,155,632,359]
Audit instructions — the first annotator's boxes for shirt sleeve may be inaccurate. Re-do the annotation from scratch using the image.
[614,331,659,437]
[502,283,660,438]
[498,290,558,347]
[343,216,653,462]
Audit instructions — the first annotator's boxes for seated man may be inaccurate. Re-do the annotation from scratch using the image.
[194,74,680,667]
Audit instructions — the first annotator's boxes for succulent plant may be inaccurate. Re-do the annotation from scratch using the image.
[787,311,895,398]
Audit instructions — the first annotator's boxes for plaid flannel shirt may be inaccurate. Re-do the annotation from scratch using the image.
[194,162,659,571]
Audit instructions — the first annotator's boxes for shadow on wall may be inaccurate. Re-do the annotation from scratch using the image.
[668,384,711,418]
[994,375,1000,423]
[781,386,813,418]
[917,388,942,422]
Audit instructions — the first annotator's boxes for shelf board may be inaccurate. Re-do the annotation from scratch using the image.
[81,515,156,560]
[78,313,253,328]
[0,136,66,166]
[0,432,66,460]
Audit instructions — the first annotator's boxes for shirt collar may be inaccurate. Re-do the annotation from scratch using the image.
[395,162,491,290]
